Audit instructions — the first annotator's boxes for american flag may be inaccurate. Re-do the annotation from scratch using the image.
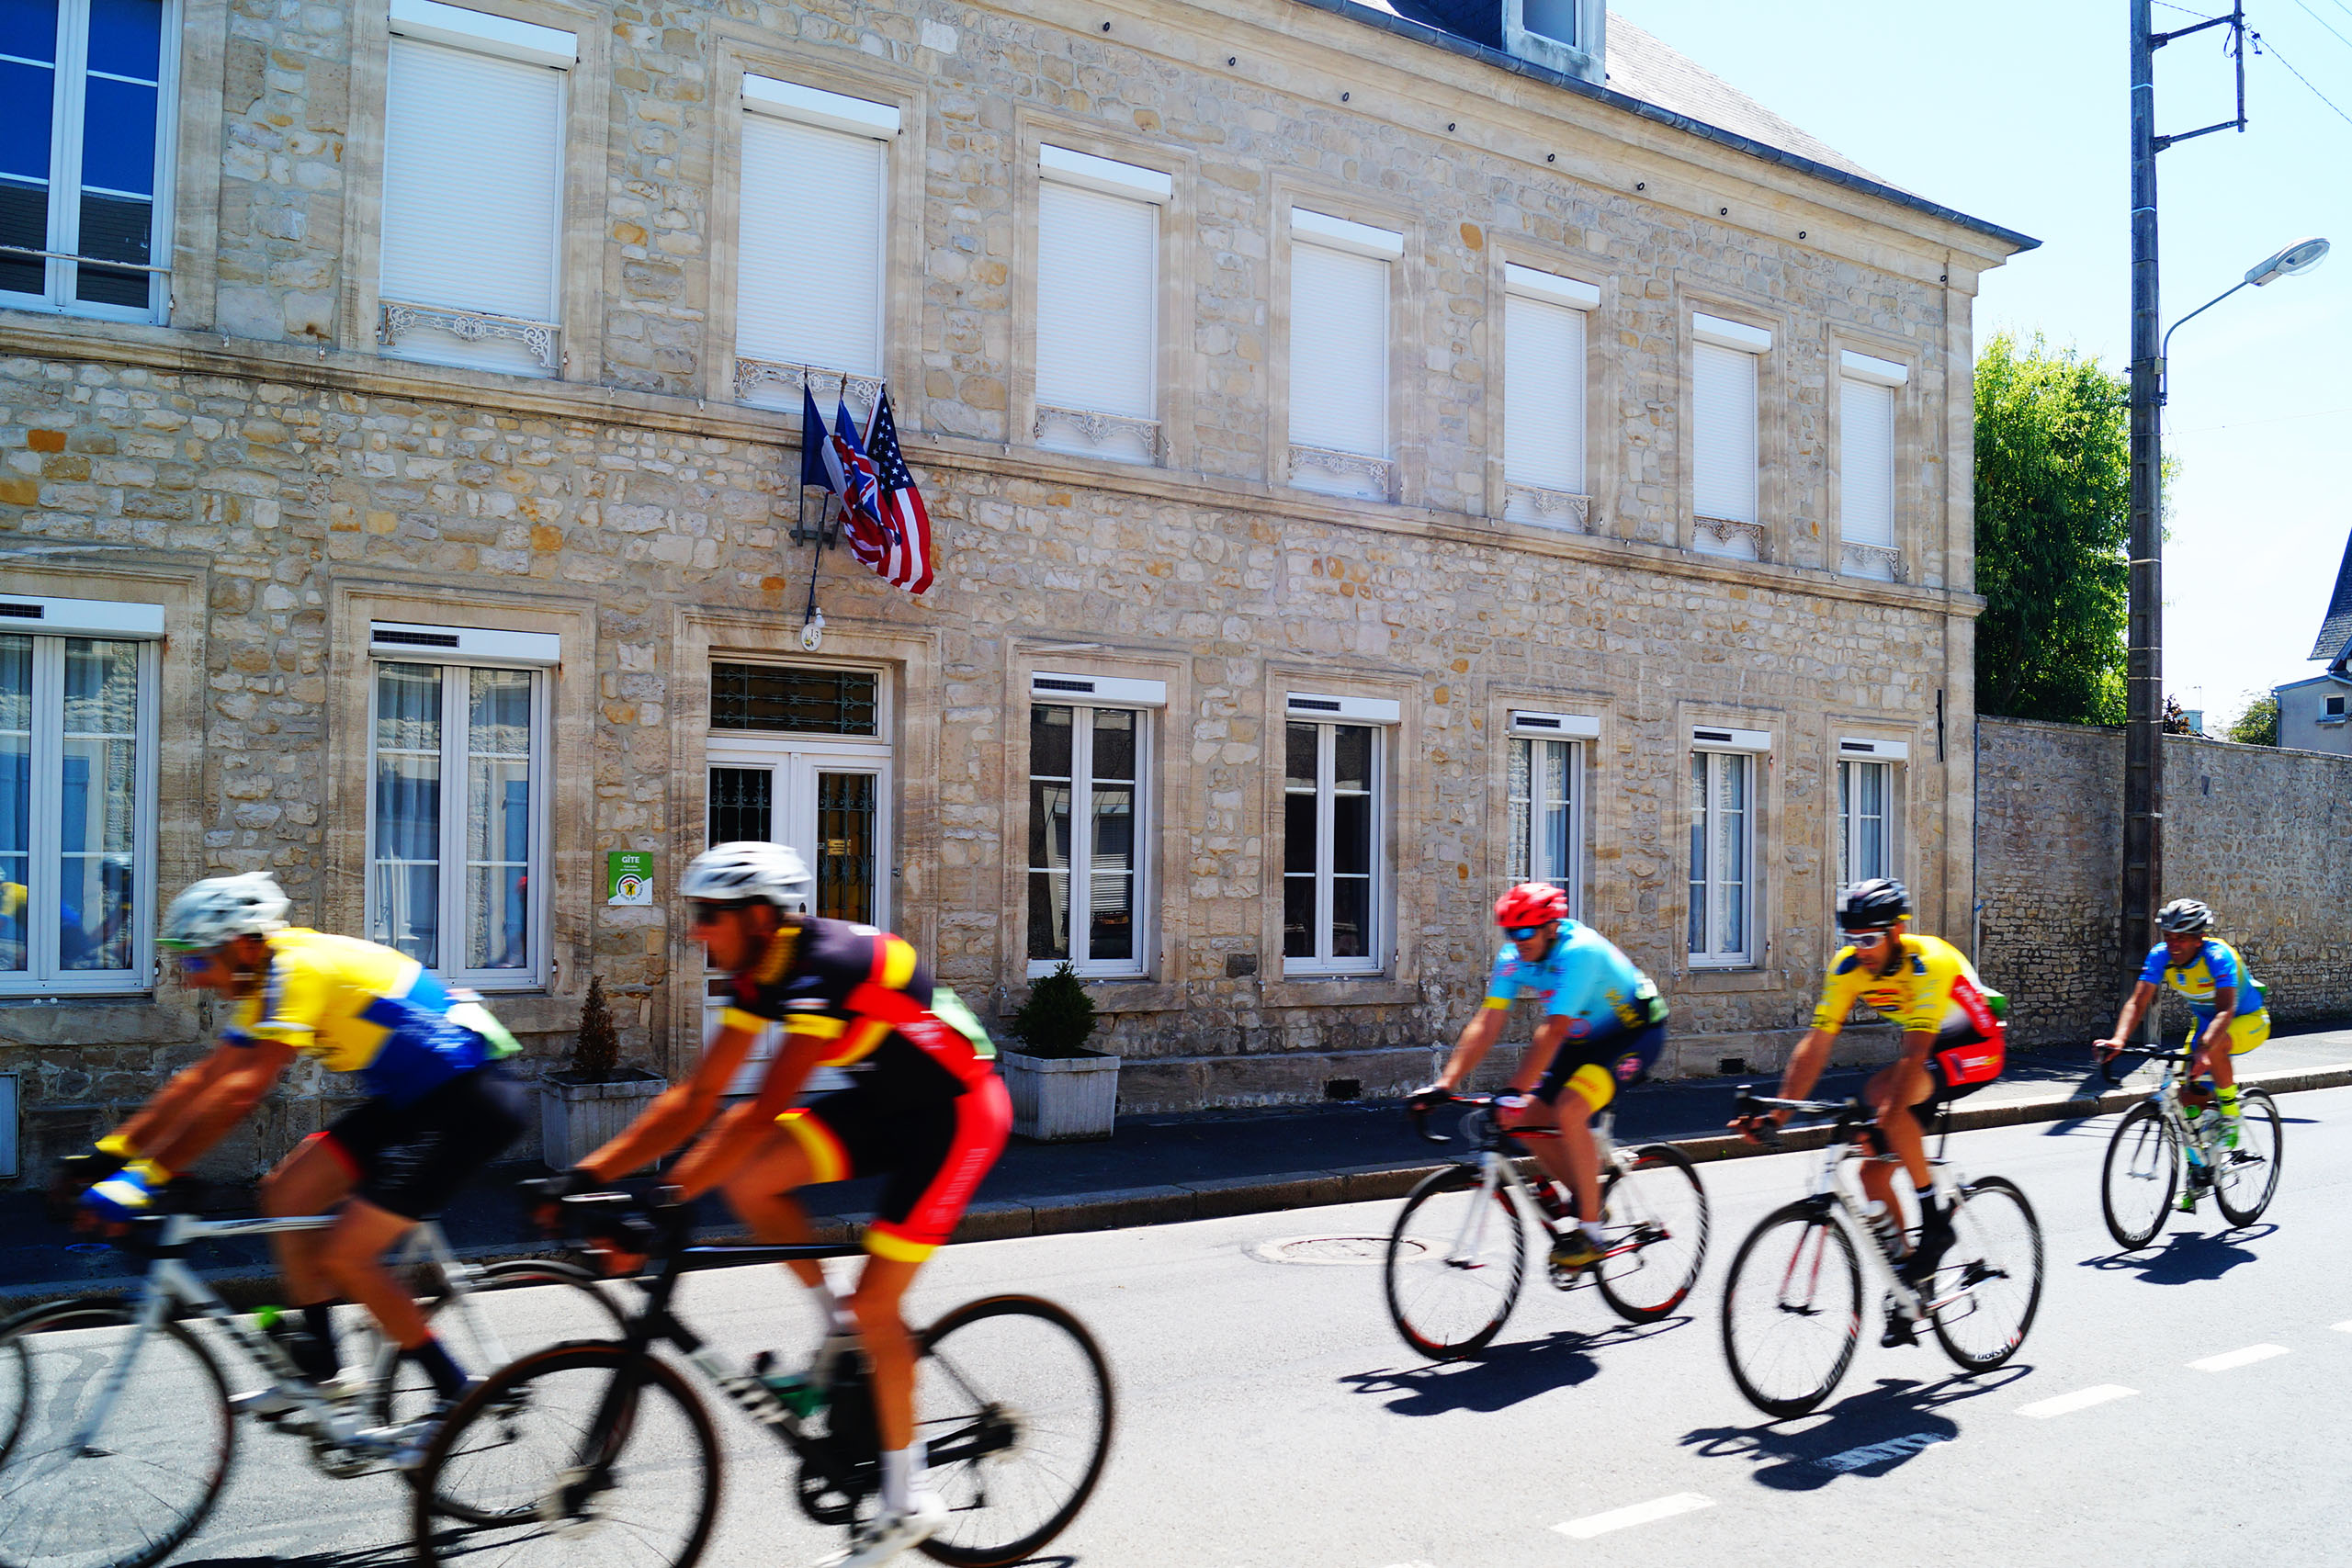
[821,395,891,572]
[864,391,935,595]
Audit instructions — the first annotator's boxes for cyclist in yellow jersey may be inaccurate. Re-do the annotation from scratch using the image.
[66,873,526,1415]
[2097,897,2268,1150]
[1736,879,2006,1329]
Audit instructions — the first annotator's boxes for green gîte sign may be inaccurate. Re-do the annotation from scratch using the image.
[607,850,655,907]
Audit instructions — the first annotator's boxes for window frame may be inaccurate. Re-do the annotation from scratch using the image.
[0,0,181,324]
[1282,716,1386,978]
[1506,732,1583,917]
[1500,263,1598,519]
[363,656,552,990]
[1836,757,1896,894]
[1687,741,1761,969]
[1024,698,1152,979]
[1032,145,1168,463]
[0,628,159,996]
[1285,207,1401,500]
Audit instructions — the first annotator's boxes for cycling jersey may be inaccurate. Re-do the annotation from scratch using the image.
[223,929,512,1106]
[1812,932,2000,1039]
[722,917,997,1098]
[2139,938,2267,1021]
[1483,920,1666,1040]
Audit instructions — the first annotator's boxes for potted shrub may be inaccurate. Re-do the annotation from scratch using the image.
[540,976,665,1169]
[999,963,1119,1141]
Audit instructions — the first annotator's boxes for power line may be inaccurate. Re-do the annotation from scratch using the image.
[2289,0,2352,52]
[2254,29,2352,128]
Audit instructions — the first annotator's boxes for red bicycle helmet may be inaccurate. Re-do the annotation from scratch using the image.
[1493,883,1568,929]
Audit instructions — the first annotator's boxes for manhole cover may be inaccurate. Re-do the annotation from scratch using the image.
[1251,1235,1419,1266]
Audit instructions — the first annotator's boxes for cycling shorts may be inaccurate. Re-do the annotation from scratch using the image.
[775,1074,1012,1262]
[311,1064,527,1220]
[1534,1021,1667,1112]
[1909,1021,2006,1112]
[2185,1010,2268,1055]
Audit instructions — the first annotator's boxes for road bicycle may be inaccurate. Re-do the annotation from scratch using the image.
[0,1198,622,1568]
[1719,1089,2043,1417]
[2097,1043,2284,1248]
[1381,1093,1710,1359]
[409,1190,1115,1568]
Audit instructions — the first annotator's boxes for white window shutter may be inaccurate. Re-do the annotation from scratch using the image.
[381,39,562,340]
[1693,341,1758,525]
[1036,181,1156,422]
[1504,292,1585,497]
[1288,242,1387,457]
[737,115,886,381]
[1840,378,1895,548]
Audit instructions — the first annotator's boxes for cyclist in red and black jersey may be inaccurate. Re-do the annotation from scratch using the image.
[547,841,1010,1567]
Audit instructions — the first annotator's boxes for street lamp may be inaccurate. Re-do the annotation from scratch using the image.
[2159,236,2331,403]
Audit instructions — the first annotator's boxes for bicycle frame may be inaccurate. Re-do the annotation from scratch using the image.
[1442,1107,1655,1270]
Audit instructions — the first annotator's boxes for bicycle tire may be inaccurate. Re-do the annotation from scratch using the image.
[1382,1163,1527,1360]
[0,1299,235,1568]
[409,1341,721,1568]
[1927,1176,2043,1372]
[1594,1144,1710,1323]
[914,1294,1114,1568]
[2215,1089,2285,1227]
[2100,1100,2178,1249]
[1720,1201,1861,1419]
[365,1257,627,1427]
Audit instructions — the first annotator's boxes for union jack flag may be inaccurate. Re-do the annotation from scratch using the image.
[864,391,935,595]
[821,395,890,572]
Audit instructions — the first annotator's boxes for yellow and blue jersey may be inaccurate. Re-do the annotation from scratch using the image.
[2139,937,2265,1022]
[1483,919,1664,1039]
[1813,933,2001,1038]
[224,929,503,1105]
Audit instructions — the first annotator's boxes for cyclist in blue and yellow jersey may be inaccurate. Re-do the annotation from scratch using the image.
[2098,897,2268,1149]
[67,873,526,1409]
[542,841,1010,1568]
[1413,882,1668,1275]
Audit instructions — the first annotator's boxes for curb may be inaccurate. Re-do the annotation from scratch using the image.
[10,1062,2347,1314]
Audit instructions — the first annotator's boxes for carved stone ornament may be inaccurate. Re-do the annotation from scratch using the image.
[1034,404,1161,458]
[1841,540,1905,581]
[1288,443,1394,492]
[1692,515,1769,556]
[1505,483,1591,531]
[379,300,559,370]
[734,356,883,414]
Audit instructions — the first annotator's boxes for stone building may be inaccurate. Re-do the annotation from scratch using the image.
[0,0,2031,1180]
[2274,530,2352,755]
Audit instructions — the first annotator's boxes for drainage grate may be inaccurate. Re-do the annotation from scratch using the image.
[1251,1235,1419,1266]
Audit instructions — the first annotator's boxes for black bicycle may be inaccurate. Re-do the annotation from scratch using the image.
[408,1192,1114,1568]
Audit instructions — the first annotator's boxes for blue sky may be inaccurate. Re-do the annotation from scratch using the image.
[1612,0,2352,728]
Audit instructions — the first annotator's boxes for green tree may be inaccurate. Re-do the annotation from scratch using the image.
[1973,333,2131,725]
[2226,691,2278,747]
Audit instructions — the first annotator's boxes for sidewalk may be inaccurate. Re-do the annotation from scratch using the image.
[9,1029,2351,1311]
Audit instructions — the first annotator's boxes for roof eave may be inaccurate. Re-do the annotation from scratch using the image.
[1290,0,2041,254]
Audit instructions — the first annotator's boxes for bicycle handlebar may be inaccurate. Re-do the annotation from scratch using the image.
[1407,1089,1478,1144]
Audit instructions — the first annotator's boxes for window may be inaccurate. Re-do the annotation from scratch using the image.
[0,0,175,321]
[1287,209,1399,500]
[1503,265,1596,525]
[368,660,547,985]
[1521,0,1579,44]
[1837,759,1892,890]
[1283,718,1383,974]
[379,0,575,376]
[1689,745,1758,966]
[711,661,877,735]
[1507,736,1579,903]
[1034,145,1168,463]
[0,608,158,995]
[1692,312,1770,560]
[2328,694,2346,719]
[735,75,895,410]
[1839,351,1906,580]
[1027,703,1148,976]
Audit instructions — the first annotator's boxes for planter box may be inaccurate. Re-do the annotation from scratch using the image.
[1001,1049,1120,1142]
[540,1069,666,1170]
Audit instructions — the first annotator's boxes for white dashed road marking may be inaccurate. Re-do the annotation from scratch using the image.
[2017,1385,2138,1419]
[2189,1344,2290,1372]
[1812,1432,1952,1472]
[1554,1494,1715,1539]
[2332,1322,2352,1334]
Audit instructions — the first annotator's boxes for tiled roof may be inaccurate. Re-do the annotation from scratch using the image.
[1600,16,1885,186]
[2311,529,2352,660]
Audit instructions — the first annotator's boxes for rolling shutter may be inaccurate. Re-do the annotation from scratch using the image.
[1504,291,1586,495]
[738,113,885,378]
[1692,341,1758,524]
[1036,180,1156,420]
[1839,378,1894,548]
[1289,242,1387,457]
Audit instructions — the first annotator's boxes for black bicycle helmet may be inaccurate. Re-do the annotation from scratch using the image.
[1836,877,1911,931]
[2155,897,2212,935]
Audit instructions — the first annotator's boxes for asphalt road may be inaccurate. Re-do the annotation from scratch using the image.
[33,1087,2352,1567]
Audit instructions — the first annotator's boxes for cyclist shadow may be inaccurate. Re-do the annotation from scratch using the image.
[1681,1367,2030,1493]
[176,1545,414,1568]
[2082,1223,2278,1283]
[1341,1318,1688,1416]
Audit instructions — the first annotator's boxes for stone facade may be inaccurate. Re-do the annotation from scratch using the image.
[0,0,2028,1182]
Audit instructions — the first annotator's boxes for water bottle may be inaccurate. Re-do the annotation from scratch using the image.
[1860,1201,1905,1260]
[750,1350,828,1418]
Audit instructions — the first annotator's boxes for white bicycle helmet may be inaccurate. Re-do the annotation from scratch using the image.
[2155,897,2212,935]
[680,841,813,908]
[158,872,289,952]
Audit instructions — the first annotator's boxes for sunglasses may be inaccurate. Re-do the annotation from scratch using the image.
[1505,925,1547,942]
[1846,929,1896,950]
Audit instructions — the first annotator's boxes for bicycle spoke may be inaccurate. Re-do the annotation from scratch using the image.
[1722,1206,1860,1418]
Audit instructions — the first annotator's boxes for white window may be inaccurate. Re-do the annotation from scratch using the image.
[379,1,574,376]
[1507,737,1580,905]
[0,600,160,995]
[368,651,550,987]
[1503,265,1597,525]
[1034,146,1167,463]
[1692,312,1770,559]
[1838,351,1906,580]
[1837,758,1894,891]
[0,0,176,321]
[1689,729,1767,966]
[1288,209,1399,501]
[1028,699,1151,976]
[735,76,895,410]
[1283,708,1388,976]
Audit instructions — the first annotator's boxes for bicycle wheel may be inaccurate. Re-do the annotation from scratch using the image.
[1382,1164,1527,1360]
[365,1258,627,1427]
[1594,1144,1710,1323]
[1927,1176,2043,1372]
[0,1300,234,1568]
[914,1295,1114,1568]
[2215,1089,2285,1226]
[1720,1201,1861,1419]
[2100,1100,2178,1249]
[410,1343,720,1567]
